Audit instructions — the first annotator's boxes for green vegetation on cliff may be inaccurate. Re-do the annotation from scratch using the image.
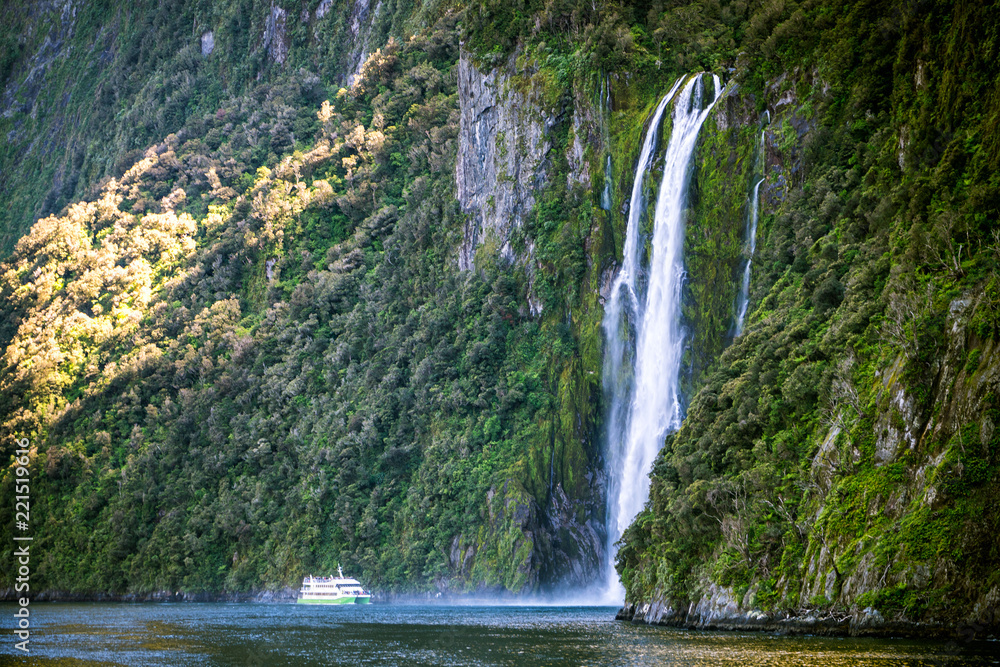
[617,0,1000,627]
[0,7,609,595]
[1,0,998,627]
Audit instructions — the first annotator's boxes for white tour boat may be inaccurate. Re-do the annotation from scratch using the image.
[297,566,372,604]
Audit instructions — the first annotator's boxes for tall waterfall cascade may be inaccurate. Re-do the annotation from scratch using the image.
[599,73,722,602]
[734,113,769,337]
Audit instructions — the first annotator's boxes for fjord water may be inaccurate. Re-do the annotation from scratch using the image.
[2,602,996,666]
[601,73,722,601]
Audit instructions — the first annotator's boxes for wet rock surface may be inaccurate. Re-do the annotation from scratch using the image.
[616,598,1000,639]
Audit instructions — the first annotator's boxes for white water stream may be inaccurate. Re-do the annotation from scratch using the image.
[734,115,768,337]
[599,73,722,602]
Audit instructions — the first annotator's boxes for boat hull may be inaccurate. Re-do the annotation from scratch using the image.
[297,596,356,604]
[355,595,371,604]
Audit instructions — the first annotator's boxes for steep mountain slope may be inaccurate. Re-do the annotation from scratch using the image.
[0,0,998,634]
[616,0,1000,635]
[0,3,614,595]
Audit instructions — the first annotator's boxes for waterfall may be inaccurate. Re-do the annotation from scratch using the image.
[734,115,769,337]
[600,76,615,212]
[600,73,722,602]
[601,154,613,211]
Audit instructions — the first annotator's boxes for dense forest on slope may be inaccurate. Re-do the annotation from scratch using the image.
[0,0,402,252]
[1,0,998,631]
[1,0,615,595]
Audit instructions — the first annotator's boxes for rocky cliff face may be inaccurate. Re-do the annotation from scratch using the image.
[453,46,609,590]
[450,45,608,594]
[615,586,999,638]
[455,49,553,275]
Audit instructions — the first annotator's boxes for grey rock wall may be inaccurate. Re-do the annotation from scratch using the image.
[347,0,382,85]
[617,590,997,638]
[455,49,553,274]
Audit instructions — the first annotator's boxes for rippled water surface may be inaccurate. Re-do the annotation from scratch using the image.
[1,603,996,666]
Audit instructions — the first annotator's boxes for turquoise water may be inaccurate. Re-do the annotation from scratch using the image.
[1,603,996,666]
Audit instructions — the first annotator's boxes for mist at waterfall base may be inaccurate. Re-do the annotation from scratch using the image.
[593,73,722,605]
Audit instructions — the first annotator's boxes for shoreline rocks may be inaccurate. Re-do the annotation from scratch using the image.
[616,599,1000,640]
